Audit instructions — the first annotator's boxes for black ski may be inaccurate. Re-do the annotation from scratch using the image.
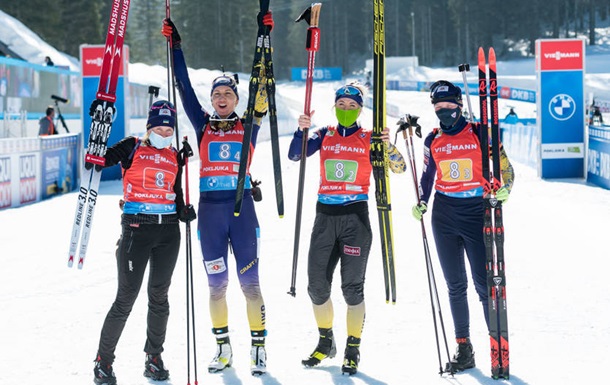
[478,46,509,380]
[372,0,396,304]
[234,0,284,218]
[262,24,284,218]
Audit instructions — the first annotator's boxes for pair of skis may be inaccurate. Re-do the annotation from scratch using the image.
[478,47,510,379]
[67,0,131,269]
[234,0,284,218]
[372,0,397,304]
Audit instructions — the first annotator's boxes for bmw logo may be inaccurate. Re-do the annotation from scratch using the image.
[548,94,576,121]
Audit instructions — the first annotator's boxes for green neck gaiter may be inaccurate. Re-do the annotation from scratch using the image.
[335,107,360,127]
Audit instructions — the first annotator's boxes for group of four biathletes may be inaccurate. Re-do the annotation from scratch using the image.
[91,13,515,385]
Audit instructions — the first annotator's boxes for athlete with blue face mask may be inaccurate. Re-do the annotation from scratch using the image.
[411,80,515,373]
[288,82,405,375]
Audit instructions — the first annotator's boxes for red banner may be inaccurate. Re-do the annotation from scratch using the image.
[538,39,584,71]
[80,45,129,77]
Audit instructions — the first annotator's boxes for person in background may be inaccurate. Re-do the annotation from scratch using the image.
[38,106,57,136]
[92,100,196,385]
[502,107,519,142]
[592,105,604,125]
[411,80,515,373]
[288,82,406,376]
[44,56,54,66]
[161,13,274,376]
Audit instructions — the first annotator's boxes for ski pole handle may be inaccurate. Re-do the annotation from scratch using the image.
[458,63,475,123]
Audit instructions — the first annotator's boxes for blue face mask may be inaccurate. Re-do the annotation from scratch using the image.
[148,130,173,149]
[435,107,461,128]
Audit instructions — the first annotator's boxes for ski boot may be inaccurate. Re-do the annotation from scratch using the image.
[341,336,361,375]
[445,337,475,373]
[250,330,267,376]
[302,328,337,367]
[208,327,233,373]
[143,353,169,381]
[93,355,117,385]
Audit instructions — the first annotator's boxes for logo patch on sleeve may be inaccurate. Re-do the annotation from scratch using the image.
[344,245,361,256]
[205,257,227,274]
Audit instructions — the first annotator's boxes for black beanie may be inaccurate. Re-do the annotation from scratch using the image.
[430,80,463,106]
[147,100,176,130]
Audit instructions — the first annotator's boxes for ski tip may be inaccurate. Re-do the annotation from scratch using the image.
[67,257,74,268]
[489,47,497,62]
[478,47,485,62]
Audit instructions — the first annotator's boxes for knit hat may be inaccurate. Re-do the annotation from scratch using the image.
[147,100,176,130]
[335,84,364,106]
[210,75,239,98]
[430,80,463,106]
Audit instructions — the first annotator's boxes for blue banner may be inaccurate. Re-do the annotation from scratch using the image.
[291,67,342,81]
[587,125,610,189]
[81,77,126,181]
[538,71,585,178]
[536,38,585,179]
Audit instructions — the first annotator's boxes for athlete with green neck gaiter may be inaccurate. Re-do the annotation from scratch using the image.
[287,81,406,375]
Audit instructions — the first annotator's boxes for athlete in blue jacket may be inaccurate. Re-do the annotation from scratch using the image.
[412,80,514,372]
[162,15,273,376]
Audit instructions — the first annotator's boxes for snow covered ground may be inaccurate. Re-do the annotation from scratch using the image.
[2,20,610,385]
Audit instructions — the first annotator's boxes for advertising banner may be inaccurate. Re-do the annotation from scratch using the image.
[0,155,11,209]
[587,126,610,189]
[80,44,129,181]
[291,67,342,81]
[536,39,585,178]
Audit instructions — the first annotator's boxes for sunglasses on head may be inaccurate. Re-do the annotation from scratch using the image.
[150,102,176,112]
[210,116,239,132]
[335,85,363,98]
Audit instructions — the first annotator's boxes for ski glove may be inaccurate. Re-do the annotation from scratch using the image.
[179,204,196,223]
[162,18,181,49]
[258,11,274,31]
[254,80,268,117]
[495,186,510,203]
[388,143,406,174]
[412,202,427,221]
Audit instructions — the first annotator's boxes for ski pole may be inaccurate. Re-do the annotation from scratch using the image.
[165,0,180,148]
[288,3,322,297]
[147,85,160,107]
[458,63,475,123]
[181,136,198,385]
[397,114,453,375]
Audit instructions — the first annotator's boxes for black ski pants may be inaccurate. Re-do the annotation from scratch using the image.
[307,210,372,306]
[97,223,180,364]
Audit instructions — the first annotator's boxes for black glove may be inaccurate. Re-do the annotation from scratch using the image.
[162,18,182,49]
[88,99,115,119]
[179,204,196,223]
[252,179,262,202]
[178,139,194,166]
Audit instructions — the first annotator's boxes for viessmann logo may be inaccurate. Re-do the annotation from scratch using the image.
[544,51,581,60]
[85,57,104,67]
